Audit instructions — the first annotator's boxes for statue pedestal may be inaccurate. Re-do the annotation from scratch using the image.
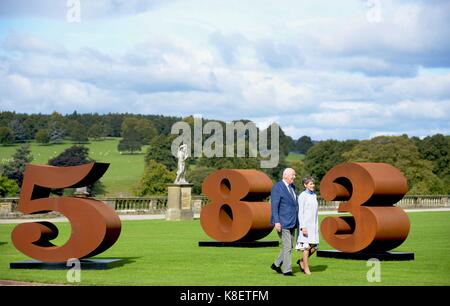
[166,184,194,221]
[74,186,89,197]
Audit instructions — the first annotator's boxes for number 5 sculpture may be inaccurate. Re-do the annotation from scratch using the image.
[11,163,121,263]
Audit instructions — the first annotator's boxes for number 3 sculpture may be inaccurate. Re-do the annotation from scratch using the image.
[320,162,410,253]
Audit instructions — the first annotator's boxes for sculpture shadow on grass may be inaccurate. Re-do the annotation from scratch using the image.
[93,256,140,268]
[310,264,328,272]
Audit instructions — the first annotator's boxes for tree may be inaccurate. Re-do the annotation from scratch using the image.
[118,125,142,154]
[0,176,20,197]
[102,113,123,137]
[414,134,450,193]
[295,136,314,154]
[133,159,176,196]
[261,157,290,183]
[121,117,157,144]
[343,135,446,195]
[0,127,14,145]
[0,111,15,129]
[48,145,91,167]
[22,117,40,140]
[48,146,104,196]
[101,121,113,138]
[35,129,50,145]
[67,120,89,143]
[136,119,157,144]
[9,119,27,143]
[186,166,215,195]
[1,144,33,187]
[200,155,261,169]
[88,124,104,140]
[145,135,177,171]
[290,160,307,183]
[304,139,359,190]
[262,123,294,158]
[48,112,65,144]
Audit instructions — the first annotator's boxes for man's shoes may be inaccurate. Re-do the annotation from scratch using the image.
[270,263,282,274]
[283,271,295,276]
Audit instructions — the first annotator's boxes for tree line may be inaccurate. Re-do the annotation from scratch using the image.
[0,111,448,196]
[0,112,311,196]
[0,111,310,152]
[126,123,448,196]
[0,111,181,145]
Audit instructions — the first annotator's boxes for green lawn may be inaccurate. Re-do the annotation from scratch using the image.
[0,211,449,285]
[0,138,147,197]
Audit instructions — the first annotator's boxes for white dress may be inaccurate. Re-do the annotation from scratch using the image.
[296,190,319,250]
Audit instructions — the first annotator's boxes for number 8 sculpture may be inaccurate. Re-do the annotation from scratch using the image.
[200,169,273,242]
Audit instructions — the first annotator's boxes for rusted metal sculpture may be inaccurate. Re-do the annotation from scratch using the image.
[200,169,273,242]
[11,162,121,263]
[320,162,410,253]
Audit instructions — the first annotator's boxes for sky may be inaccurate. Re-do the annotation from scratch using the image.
[0,0,449,140]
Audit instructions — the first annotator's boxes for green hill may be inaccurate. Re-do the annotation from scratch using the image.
[0,138,147,197]
[1,140,308,197]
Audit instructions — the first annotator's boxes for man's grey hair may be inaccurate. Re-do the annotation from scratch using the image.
[282,168,295,178]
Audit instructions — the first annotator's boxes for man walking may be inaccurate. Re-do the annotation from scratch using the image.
[270,168,298,276]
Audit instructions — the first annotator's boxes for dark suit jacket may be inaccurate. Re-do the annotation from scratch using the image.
[270,181,299,229]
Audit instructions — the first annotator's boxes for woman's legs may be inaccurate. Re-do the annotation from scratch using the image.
[299,245,318,274]
[302,249,311,275]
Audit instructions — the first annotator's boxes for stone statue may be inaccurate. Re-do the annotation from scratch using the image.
[174,144,189,184]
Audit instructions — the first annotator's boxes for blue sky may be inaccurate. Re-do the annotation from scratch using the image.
[0,0,449,140]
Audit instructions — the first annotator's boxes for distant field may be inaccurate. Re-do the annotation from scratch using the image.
[286,152,305,163]
[0,138,148,197]
[1,142,305,197]
[0,211,449,285]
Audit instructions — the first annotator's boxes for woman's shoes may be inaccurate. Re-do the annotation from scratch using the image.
[296,259,304,272]
[296,259,311,275]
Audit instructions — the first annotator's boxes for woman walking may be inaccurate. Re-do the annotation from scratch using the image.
[296,176,319,275]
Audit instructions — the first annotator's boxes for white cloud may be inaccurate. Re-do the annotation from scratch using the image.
[383,73,450,101]
[246,116,281,130]
[390,100,450,120]
[0,1,449,141]
[369,131,405,138]
[319,101,379,112]
[0,72,121,113]
[0,0,172,19]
